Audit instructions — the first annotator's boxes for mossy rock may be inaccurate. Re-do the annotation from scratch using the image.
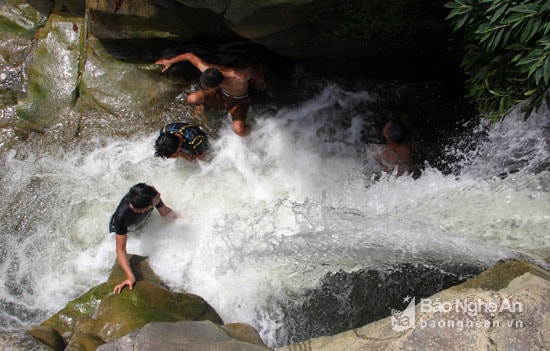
[0,0,52,39]
[40,282,114,339]
[27,326,65,351]
[92,280,223,342]
[30,255,223,350]
[65,332,104,351]
[15,12,83,127]
[106,255,166,286]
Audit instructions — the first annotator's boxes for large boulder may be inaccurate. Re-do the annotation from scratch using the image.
[28,255,224,351]
[276,262,482,345]
[86,0,457,76]
[275,259,550,351]
[0,0,52,111]
[86,0,236,42]
[0,330,52,351]
[15,11,84,127]
[2,0,188,140]
[179,0,342,40]
[96,320,271,351]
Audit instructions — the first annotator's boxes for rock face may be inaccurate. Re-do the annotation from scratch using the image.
[277,262,483,346]
[87,0,456,76]
[0,0,465,147]
[0,330,52,351]
[96,320,271,351]
[1,0,471,150]
[275,259,550,351]
[27,255,226,351]
[20,255,550,351]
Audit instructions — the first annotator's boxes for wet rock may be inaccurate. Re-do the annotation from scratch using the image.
[277,262,482,346]
[96,320,271,351]
[275,259,550,351]
[28,255,223,351]
[0,330,52,351]
[1,0,464,141]
[0,0,52,38]
[86,0,235,43]
[15,12,83,128]
[178,0,455,77]
[25,326,65,350]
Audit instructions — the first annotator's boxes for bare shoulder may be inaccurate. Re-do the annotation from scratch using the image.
[220,66,246,77]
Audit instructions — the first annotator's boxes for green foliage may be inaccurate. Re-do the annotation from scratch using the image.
[445,0,550,121]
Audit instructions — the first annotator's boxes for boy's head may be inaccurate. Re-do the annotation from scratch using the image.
[383,120,409,143]
[200,68,224,88]
[154,133,180,159]
[128,183,159,209]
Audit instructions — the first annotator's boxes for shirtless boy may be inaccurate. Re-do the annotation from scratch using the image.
[156,52,266,137]
[375,120,413,176]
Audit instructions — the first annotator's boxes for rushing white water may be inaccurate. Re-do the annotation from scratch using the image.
[0,83,548,347]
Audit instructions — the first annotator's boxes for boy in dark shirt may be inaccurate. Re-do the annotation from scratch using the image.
[109,183,175,294]
[154,122,208,161]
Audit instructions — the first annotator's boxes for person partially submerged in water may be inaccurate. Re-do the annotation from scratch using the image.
[154,122,208,162]
[155,52,266,137]
[374,120,413,176]
[109,183,176,294]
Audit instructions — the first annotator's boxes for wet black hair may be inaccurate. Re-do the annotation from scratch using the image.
[154,133,179,159]
[386,120,409,143]
[200,68,224,88]
[128,183,158,209]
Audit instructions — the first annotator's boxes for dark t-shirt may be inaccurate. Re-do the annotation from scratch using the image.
[109,194,165,235]
[161,122,208,156]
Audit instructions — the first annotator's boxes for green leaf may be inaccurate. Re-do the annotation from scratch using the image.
[508,13,530,28]
[509,4,538,15]
[521,17,542,43]
[490,28,504,52]
[444,2,460,10]
[544,57,550,85]
[524,88,538,96]
[517,53,542,67]
[534,67,543,84]
[453,13,471,31]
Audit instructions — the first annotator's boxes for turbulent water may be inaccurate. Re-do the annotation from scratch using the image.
[0,81,549,347]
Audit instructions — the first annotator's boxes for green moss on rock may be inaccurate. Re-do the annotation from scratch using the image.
[27,326,65,351]
[0,0,52,39]
[31,255,223,350]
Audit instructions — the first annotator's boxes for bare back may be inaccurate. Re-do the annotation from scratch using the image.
[218,67,253,96]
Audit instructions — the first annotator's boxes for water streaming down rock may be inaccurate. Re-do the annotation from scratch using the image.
[0,80,548,348]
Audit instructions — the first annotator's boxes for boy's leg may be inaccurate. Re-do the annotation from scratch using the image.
[186,91,206,117]
[232,120,250,137]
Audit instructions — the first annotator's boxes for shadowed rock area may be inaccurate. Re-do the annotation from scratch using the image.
[275,259,550,351]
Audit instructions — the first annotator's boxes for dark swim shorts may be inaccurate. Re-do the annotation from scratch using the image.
[201,87,251,122]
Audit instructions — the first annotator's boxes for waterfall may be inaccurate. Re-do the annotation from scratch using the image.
[0,82,548,347]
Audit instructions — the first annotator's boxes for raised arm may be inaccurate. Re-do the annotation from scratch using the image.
[156,52,213,73]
